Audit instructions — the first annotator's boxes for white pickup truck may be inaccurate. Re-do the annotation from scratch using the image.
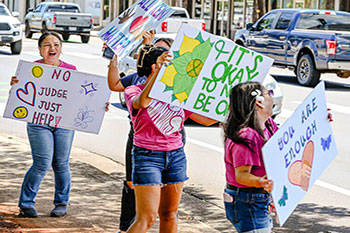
[25,2,93,43]
[155,7,205,33]
[0,3,22,54]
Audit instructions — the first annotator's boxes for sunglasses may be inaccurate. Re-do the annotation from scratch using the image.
[265,89,274,97]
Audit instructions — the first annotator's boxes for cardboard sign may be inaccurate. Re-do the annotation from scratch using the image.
[98,0,175,60]
[3,60,111,134]
[262,81,338,226]
[149,24,274,122]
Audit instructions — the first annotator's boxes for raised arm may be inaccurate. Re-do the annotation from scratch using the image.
[107,54,125,92]
[188,113,218,126]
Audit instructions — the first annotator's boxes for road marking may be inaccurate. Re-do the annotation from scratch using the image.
[186,137,224,153]
[315,180,350,197]
[293,101,350,115]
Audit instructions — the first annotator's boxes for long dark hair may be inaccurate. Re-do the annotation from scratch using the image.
[223,82,270,151]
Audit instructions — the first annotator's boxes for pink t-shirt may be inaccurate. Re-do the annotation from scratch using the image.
[124,85,192,151]
[35,60,77,71]
[225,118,278,188]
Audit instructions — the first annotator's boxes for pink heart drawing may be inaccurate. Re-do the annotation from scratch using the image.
[16,82,36,106]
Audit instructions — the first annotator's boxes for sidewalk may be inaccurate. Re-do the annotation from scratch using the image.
[0,132,231,233]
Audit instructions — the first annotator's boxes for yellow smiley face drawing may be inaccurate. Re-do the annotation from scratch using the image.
[13,106,28,119]
[32,66,43,78]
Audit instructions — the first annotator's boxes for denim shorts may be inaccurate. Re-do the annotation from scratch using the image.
[132,146,188,185]
[224,188,273,233]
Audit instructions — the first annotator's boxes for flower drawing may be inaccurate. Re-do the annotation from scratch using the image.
[74,106,94,129]
[160,32,213,103]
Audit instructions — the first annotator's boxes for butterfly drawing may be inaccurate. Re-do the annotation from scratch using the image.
[321,134,332,151]
[278,186,288,207]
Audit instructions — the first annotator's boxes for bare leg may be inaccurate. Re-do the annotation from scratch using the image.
[127,185,161,233]
[158,182,184,233]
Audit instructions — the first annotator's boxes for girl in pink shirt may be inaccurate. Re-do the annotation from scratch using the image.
[222,81,277,233]
[124,46,216,233]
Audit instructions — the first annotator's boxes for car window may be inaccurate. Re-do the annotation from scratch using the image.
[0,6,10,16]
[257,13,278,31]
[34,5,42,12]
[296,13,350,31]
[171,10,188,18]
[276,12,293,30]
[46,5,80,13]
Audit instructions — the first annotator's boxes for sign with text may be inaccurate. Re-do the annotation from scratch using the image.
[3,60,111,134]
[262,81,338,226]
[98,0,175,60]
[149,24,274,122]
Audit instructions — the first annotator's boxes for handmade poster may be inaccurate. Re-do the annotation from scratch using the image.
[98,0,175,60]
[3,60,111,134]
[149,23,274,122]
[262,81,338,226]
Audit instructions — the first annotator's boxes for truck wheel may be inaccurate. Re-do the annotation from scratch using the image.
[296,54,320,87]
[11,40,22,55]
[81,35,90,43]
[25,22,32,38]
[119,92,127,108]
[62,33,70,41]
[41,22,48,33]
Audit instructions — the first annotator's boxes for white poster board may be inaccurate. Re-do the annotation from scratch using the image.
[262,81,338,226]
[98,0,175,60]
[3,60,111,134]
[149,24,274,122]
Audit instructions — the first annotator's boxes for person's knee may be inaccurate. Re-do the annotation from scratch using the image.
[32,159,51,173]
[159,209,177,222]
[138,213,157,227]
[52,160,69,173]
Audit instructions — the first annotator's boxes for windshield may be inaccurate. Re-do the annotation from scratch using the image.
[47,5,80,13]
[171,10,187,18]
[296,13,350,31]
[0,6,10,16]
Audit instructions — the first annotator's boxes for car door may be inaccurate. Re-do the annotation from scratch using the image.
[246,12,279,55]
[31,4,43,29]
[263,12,294,63]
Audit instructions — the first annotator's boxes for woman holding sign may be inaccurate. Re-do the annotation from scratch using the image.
[11,32,77,218]
[124,46,216,233]
[222,82,277,233]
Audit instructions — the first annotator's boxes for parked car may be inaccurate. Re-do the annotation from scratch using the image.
[155,7,206,34]
[118,34,283,117]
[235,9,350,86]
[0,3,22,54]
[25,2,93,43]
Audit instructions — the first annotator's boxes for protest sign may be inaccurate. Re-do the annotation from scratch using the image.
[262,81,338,226]
[98,0,175,60]
[3,60,111,134]
[149,23,274,122]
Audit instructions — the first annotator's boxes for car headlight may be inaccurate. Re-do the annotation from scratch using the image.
[12,23,21,28]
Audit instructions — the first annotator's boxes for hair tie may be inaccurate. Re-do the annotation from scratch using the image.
[251,89,265,102]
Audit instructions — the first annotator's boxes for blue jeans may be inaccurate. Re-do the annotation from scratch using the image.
[18,123,74,209]
[224,188,273,233]
[132,146,188,185]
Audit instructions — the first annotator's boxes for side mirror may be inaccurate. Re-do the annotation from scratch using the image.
[246,23,254,31]
[12,12,20,17]
[27,8,33,13]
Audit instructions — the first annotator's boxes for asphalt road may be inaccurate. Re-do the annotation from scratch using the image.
[1,34,350,232]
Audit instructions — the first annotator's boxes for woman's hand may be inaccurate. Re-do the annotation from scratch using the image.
[10,76,19,86]
[327,108,333,122]
[259,175,274,193]
[142,30,155,45]
[109,52,118,68]
[155,51,171,69]
[105,101,110,112]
